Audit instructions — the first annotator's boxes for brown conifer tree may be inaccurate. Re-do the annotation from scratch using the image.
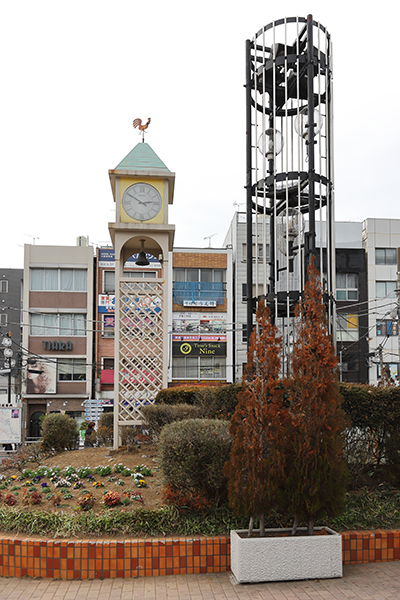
[284,257,348,535]
[224,299,286,536]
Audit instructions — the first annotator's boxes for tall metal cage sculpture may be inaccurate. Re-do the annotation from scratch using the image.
[245,15,335,373]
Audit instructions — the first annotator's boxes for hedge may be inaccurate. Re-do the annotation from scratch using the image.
[154,383,241,419]
[340,382,400,469]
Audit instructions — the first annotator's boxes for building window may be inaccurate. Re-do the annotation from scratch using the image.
[103,358,114,370]
[174,268,225,283]
[58,359,86,381]
[376,281,396,298]
[173,269,225,306]
[340,354,359,373]
[242,323,248,343]
[242,244,270,262]
[336,313,359,342]
[377,363,399,380]
[102,314,115,338]
[123,271,157,279]
[103,271,115,294]
[336,273,358,301]
[0,280,8,293]
[172,357,226,380]
[30,313,86,336]
[31,269,87,291]
[375,248,397,265]
[377,319,398,336]
[104,271,157,294]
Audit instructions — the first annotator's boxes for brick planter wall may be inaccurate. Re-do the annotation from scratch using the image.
[0,531,398,579]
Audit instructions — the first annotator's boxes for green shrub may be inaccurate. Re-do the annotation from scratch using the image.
[41,414,79,453]
[142,403,204,438]
[383,432,400,480]
[155,386,199,406]
[213,384,242,419]
[97,412,113,446]
[159,419,231,504]
[340,382,400,469]
[120,426,137,447]
[154,384,241,420]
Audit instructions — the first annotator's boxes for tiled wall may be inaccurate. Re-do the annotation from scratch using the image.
[342,531,400,564]
[0,531,398,579]
[0,536,230,579]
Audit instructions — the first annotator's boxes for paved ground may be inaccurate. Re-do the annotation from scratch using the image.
[1,562,400,600]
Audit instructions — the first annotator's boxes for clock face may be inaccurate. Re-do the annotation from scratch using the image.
[122,183,162,221]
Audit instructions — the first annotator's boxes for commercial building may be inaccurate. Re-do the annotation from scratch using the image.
[22,242,94,438]
[169,247,233,385]
[224,214,369,383]
[94,245,234,397]
[223,212,269,381]
[321,222,369,384]
[362,219,400,384]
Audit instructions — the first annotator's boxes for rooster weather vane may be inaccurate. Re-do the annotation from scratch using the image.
[133,117,151,142]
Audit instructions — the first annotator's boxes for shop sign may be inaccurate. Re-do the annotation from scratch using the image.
[104,315,115,331]
[172,341,226,357]
[98,249,161,268]
[172,313,226,334]
[99,295,115,313]
[172,335,226,342]
[42,341,72,351]
[183,300,217,307]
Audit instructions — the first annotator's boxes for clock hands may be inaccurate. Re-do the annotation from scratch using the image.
[127,192,152,206]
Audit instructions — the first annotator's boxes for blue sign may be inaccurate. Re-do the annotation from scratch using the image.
[98,249,161,267]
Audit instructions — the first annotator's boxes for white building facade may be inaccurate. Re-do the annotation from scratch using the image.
[362,219,400,384]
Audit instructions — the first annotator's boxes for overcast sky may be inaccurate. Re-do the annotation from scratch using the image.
[1,1,399,268]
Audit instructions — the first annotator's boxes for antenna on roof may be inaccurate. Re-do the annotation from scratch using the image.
[204,233,217,248]
[24,234,40,245]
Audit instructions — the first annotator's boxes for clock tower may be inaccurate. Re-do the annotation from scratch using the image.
[108,141,175,448]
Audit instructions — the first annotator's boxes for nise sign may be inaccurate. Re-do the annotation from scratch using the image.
[172,341,226,357]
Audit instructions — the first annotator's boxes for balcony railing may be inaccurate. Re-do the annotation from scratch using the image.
[173,282,225,306]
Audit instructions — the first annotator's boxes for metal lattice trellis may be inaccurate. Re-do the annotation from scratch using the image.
[117,279,164,424]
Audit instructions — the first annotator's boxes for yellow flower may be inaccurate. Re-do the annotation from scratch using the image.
[11,475,17,479]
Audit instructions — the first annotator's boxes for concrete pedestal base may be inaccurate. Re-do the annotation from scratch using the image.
[230,527,342,583]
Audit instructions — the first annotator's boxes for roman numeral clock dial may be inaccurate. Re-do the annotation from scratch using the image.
[122,183,162,221]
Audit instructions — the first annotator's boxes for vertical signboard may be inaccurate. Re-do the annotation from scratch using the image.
[0,406,21,444]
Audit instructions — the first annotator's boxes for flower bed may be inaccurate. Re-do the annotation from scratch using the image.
[0,447,160,518]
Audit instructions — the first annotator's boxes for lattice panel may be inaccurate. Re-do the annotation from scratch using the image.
[117,280,164,423]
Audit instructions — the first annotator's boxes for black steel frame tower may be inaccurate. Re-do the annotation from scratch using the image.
[245,15,335,372]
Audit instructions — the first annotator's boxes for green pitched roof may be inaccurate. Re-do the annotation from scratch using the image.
[115,142,170,173]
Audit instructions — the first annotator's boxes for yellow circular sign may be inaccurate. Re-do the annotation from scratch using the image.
[180,343,192,355]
